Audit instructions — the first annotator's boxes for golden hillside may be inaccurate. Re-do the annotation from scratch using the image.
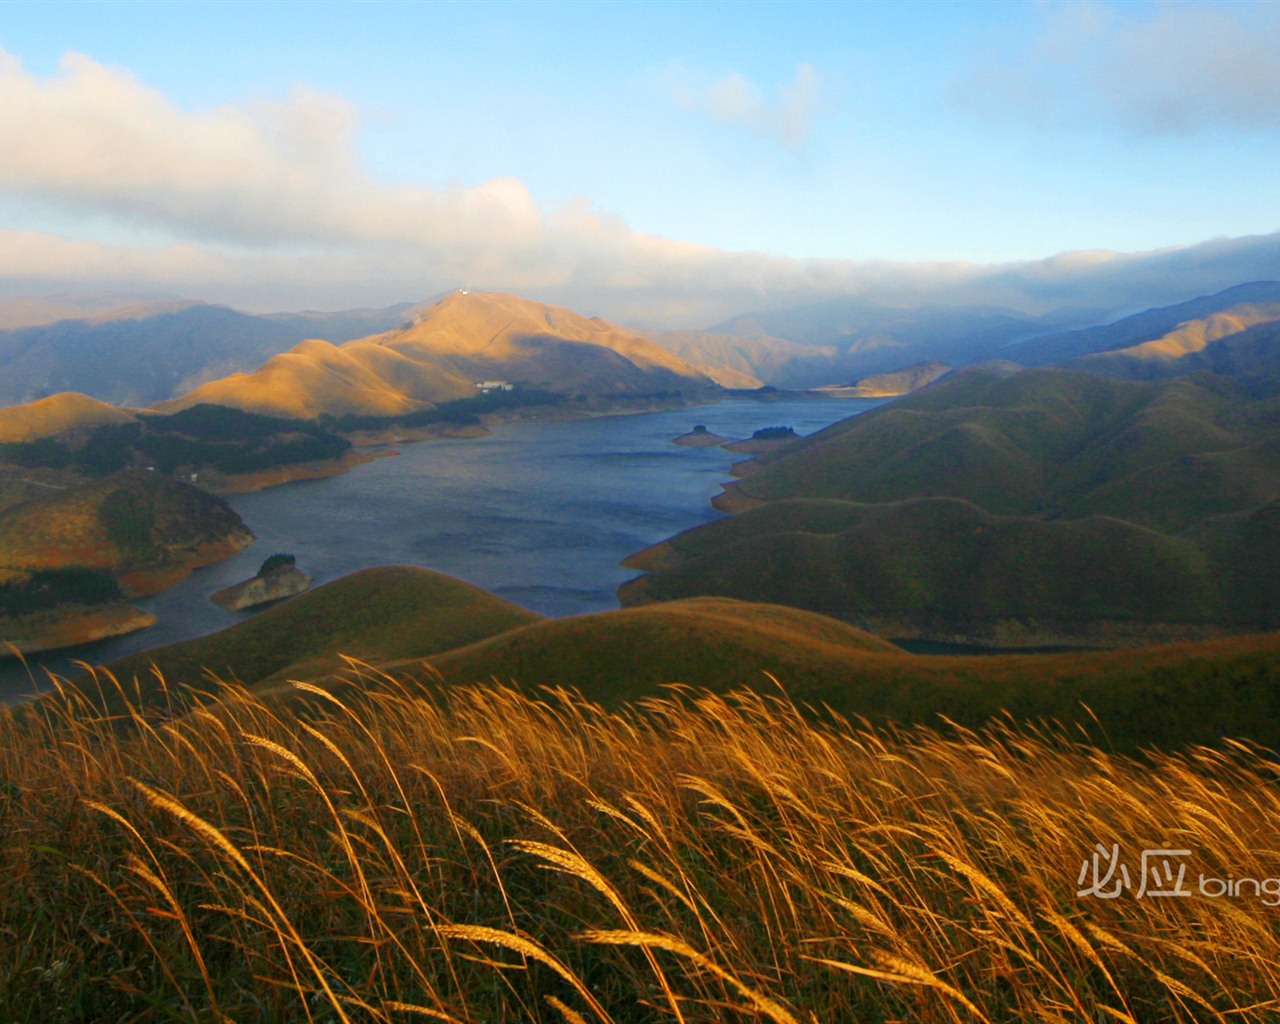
[1079,301,1280,365]
[155,338,476,419]
[0,391,138,442]
[0,470,252,596]
[380,290,702,373]
[154,292,716,419]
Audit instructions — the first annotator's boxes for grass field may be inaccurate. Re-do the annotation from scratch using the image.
[48,566,1280,755]
[4,671,1280,1022]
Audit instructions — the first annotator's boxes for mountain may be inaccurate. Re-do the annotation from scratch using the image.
[648,328,831,388]
[849,359,951,396]
[0,291,182,330]
[699,299,1093,387]
[621,367,1280,646]
[1069,309,1280,383]
[1010,280,1280,366]
[154,337,476,419]
[0,300,416,407]
[159,291,719,419]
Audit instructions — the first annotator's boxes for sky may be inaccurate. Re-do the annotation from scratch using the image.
[1,0,1280,326]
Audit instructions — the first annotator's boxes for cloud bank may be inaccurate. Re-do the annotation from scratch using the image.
[0,46,1278,327]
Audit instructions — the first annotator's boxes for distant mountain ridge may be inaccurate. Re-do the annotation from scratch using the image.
[0,300,417,408]
[696,299,1097,387]
[0,292,184,330]
[1010,280,1280,367]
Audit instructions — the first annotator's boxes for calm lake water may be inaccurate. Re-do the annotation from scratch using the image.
[0,395,884,703]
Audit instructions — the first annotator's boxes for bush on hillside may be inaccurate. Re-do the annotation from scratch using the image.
[0,566,123,617]
[257,553,296,577]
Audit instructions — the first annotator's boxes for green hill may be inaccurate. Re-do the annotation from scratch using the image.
[39,564,1279,752]
[422,606,1280,753]
[622,497,1240,646]
[0,470,253,655]
[91,566,541,705]
[718,369,1279,527]
[624,367,1280,646]
[423,596,896,702]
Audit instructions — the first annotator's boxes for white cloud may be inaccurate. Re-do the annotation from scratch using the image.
[0,48,547,250]
[666,63,821,152]
[1,47,1278,327]
[956,1,1280,135]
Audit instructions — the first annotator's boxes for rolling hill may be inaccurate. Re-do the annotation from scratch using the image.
[622,366,1280,646]
[0,392,139,442]
[94,566,541,699]
[0,470,253,655]
[59,564,1280,753]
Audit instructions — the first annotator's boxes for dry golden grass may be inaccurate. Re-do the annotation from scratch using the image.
[3,667,1280,1022]
[0,392,138,443]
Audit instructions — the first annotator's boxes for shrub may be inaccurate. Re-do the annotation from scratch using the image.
[257,553,296,577]
[751,425,798,440]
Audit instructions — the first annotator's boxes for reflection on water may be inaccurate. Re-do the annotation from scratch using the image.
[1,396,884,702]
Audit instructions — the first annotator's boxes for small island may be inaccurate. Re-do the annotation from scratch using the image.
[211,553,312,612]
[721,425,801,454]
[672,424,729,447]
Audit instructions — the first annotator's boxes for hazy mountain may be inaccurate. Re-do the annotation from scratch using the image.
[0,300,416,408]
[0,292,183,330]
[1009,281,1280,366]
[849,360,952,396]
[695,298,1097,387]
[158,291,719,419]
[647,329,831,388]
[1069,308,1280,384]
[622,367,1280,646]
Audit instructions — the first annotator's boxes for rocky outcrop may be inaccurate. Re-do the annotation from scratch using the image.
[210,565,312,611]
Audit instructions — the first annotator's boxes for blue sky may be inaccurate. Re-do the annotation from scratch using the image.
[1,1,1279,323]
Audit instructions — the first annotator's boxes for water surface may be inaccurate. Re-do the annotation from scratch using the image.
[1,396,883,702]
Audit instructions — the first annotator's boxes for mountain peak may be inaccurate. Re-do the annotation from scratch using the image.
[381,291,711,380]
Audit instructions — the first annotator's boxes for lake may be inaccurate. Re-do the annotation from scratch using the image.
[0,395,884,703]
